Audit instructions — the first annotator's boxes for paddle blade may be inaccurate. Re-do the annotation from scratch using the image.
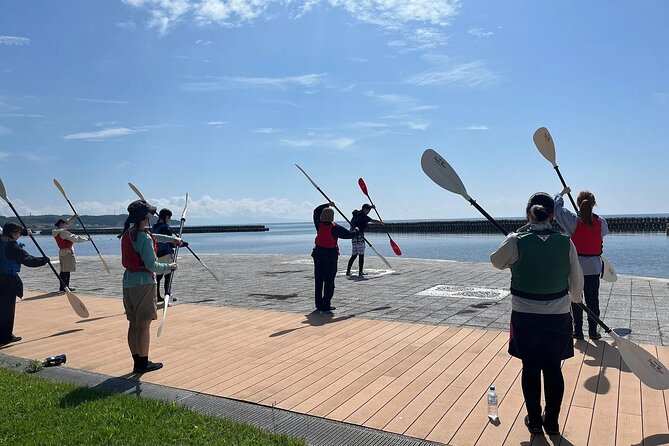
[99,254,111,274]
[65,288,89,318]
[389,238,402,256]
[0,178,8,202]
[533,127,557,166]
[358,178,369,195]
[609,330,669,390]
[295,164,319,189]
[128,182,146,201]
[157,294,171,337]
[601,256,618,282]
[421,149,471,201]
[53,178,67,198]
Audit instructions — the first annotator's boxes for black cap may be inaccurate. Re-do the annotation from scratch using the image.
[55,218,67,227]
[126,200,157,223]
[362,203,372,210]
[526,192,555,214]
[2,222,23,236]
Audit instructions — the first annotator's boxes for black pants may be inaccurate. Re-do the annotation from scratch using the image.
[346,254,364,274]
[58,271,70,291]
[521,359,564,427]
[0,275,19,343]
[314,260,337,311]
[156,272,172,297]
[572,274,600,334]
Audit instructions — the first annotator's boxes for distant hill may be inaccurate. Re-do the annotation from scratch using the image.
[0,214,128,231]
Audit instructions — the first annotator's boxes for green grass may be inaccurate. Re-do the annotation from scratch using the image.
[0,368,306,446]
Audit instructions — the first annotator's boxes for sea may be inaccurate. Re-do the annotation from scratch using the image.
[27,222,669,280]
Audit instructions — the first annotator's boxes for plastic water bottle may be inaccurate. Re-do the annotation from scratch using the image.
[43,354,67,367]
[487,385,498,421]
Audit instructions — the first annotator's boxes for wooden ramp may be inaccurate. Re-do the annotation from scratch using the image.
[3,292,669,446]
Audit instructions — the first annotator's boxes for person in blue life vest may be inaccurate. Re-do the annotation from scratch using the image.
[152,208,188,303]
[312,203,358,313]
[0,222,50,345]
[345,204,381,277]
[119,200,184,373]
[491,193,584,436]
[52,216,89,292]
[553,187,609,340]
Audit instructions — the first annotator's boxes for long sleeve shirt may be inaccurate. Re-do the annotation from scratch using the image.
[122,232,176,288]
[553,194,609,275]
[490,222,584,314]
[312,204,357,261]
[1,236,48,269]
[52,228,89,255]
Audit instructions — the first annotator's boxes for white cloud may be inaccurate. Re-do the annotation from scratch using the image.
[0,152,10,161]
[0,113,44,118]
[116,20,137,29]
[253,127,280,133]
[63,127,147,140]
[365,90,436,131]
[196,39,214,45]
[76,98,129,104]
[407,60,498,87]
[458,125,489,131]
[0,126,12,136]
[182,73,327,91]
[279,136,354,150]
[468,27,493,38]
[0,36,31,46]
[205,121,227,128]
[329,0,460,29]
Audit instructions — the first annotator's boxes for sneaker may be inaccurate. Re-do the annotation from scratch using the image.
[573,331,584,340]
[0,335,23,345]
[345,271,352,276]
[525,415,543,435]
[358,272,366,276]
[589,331,602,340]
[134,360,163,374]
[327,306,336,311]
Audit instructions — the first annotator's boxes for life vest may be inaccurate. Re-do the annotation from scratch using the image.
[152,222,173,257]
[510,229,570,300]
[315,223,338,249]
[0,237,22,276]
[54,233,74,249]
[121,229,157,273]
[571,216,603,256]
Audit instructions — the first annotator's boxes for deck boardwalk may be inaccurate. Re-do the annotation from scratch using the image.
[3,290,668,446]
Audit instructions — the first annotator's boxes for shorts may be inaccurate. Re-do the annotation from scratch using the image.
[351,235,366,255]
[123,284,158,322]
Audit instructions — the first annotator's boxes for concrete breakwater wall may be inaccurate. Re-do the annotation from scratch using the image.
[40,224,269,235]
[364,217,669,234]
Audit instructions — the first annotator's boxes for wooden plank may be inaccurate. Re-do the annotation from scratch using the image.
[641,345,669,442]
[616,340,643,446]
[588,341,621,446]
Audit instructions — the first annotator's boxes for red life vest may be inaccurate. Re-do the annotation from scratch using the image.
[121,229,157,273]
[315,223,338,249]
[571,216,603,256]
[54,233,73,249]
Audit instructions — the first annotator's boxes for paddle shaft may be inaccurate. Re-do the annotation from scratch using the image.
[553,166,579,212]
[164,216,186,297]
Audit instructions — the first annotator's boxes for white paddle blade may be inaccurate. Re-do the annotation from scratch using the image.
[601,256,618,282]
[0,178,8,202]
[99,254,111,274]
[65,288,89,318]
[533,127,557,166]
[421,149,472,201]
[128,183,146,201]
[609,330,669,390]
[157,294,171,337]
[367,242,392,269]
[53,178,67,198]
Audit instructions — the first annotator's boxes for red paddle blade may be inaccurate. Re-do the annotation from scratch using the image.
[390,238,402,256]
[358,178,368,195]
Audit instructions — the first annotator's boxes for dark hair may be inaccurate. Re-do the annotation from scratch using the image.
[158,209,172,220]
[55,218,67,227]
[526,192,554,223]
[361,204,372,210]
[577,191,596,226]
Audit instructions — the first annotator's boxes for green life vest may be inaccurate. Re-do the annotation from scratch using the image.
[510,229,571,300]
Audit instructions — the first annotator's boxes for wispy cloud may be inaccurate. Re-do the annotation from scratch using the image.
[329,0,460,29]
[182,73,327,92]
[469,27,493,38]
[0,113,44,118]
[279,136,354,150]
[0,125,12,136]
[458,125,489,131]
[205,121,227,127]
[116,20,137,29]
[76,97,129,104]
[253,127,280,134]
[0,36,31,46]
[0,151,9,161]
[195,39,214,45]
[407,60,499,87]
[365,90,436,131]
[63,127,147,141]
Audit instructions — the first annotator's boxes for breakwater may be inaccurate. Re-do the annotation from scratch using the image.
[39,224,269,235]
[365,217,669,234]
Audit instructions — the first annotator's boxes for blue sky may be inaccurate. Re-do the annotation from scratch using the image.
[1,0,667,224]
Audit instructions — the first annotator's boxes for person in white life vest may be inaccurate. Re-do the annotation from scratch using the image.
[491,192,584,436]
[553,187,609,340]
[311,203,358,313]
[52,216,89,292]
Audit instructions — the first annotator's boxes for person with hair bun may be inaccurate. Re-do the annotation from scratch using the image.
[491,192,584,436]
[554,187,609,340]
[311,203,358,314]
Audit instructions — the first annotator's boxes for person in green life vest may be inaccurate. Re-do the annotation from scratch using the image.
[491,192,584,436]
[52,216,89,292]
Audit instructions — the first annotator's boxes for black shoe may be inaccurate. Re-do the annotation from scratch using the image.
[9,335,21,343]
[134,360,163,374]
[525,415,543,435]
[542,415,560,435]
[328,306,336,310]
[171,296,177,302]
[573,331,584,340]
[589,331,602,340]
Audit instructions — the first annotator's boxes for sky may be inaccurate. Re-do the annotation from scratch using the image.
[1,0,668,224]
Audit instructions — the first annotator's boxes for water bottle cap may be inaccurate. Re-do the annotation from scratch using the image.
[490,385,495,390]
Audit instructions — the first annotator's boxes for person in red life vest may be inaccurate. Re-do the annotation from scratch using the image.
[491,193,584,436]
[118,200,183,373]
[0,222,50,345]
[553,187,609,340]
[52,216,89,292]
[312,203,358,314]
[345,204,382,277]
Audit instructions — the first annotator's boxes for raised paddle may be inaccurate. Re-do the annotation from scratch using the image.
[295,165,392,269]
[533,127,617,283]
[157,193,188,337]
[421,148,669,390]
[128,183,220,282]
[357,178,402,256]
[53,179,110,274]
[0,178,89,318]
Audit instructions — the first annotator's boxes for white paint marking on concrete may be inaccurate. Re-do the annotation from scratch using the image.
[417,285,508,300]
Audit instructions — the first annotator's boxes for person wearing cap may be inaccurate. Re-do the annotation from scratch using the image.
[152,209,175,303]
[52,215,89,292]
[490,193,584,436]
[345,203,381,277]
[119,200,183,373]
[0,222,50,345]
[312,202,358,313]
[553,187,609,340]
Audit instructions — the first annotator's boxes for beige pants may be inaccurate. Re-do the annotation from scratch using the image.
[59,250,76,272]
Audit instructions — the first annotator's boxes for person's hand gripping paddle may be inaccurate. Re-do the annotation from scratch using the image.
[357,178,401,256]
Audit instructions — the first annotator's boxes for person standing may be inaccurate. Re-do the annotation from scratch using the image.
[554,187,609,340]
[0,222,50,345]
[345,204,381,277]
[312,202,357,313]
[491,192,584,436]
[119,200,182,373]
[153,208,175,303]
[52,216,89,292]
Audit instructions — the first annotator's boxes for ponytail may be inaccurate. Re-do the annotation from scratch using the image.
[530,204,550,222]
[577,191,596,227]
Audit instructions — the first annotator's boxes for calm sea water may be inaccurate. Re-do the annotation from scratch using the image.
[27,222,669,279]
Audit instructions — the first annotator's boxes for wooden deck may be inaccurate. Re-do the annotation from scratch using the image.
[3,291,669,446]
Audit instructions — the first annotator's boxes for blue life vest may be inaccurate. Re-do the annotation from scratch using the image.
[0,239,22,276]
[152,222,173,257]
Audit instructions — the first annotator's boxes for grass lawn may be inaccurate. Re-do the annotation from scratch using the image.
[0,367,306,446]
